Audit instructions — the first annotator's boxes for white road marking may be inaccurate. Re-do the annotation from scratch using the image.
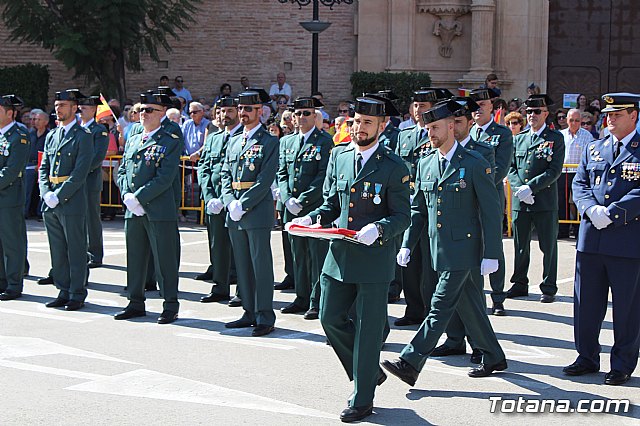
[177,332,296,350]
[180,261,210,267]
[557,277,575,284]
[67,369,334,419]
[504,346,555,360]
[0,360,105,380]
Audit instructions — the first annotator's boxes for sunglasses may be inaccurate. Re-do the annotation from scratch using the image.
[277,101,287,105]
[557,115,566,120]
[131,110,140,114]
[294,111,314,117]
[140,107,163,114]
[238,105,256,112]
[507,121,521,126]
[582,121,592,125]
[338,109,349,113]
[526,108,544,115]
[189,110,202,115]
[175,79,184,83]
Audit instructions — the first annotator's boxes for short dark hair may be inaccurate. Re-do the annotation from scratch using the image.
[160,75,169,80]
[174,75,183,81]
[486,73,498,81]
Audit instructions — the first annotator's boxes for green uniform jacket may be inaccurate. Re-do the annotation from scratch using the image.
[462,137,496,173]
[39,124,94,215]
[408,144,502,271]
[308,144,411,283]
[471,120,513,187]
[278,128,332,220]
[198,125,243,203]
[507,125,565,212]
[220,126,279,230]
[379,122,400,151]
[117,126,181,221]
[0,123,29,207]
[85,120,109,193]
[396,125,431,193]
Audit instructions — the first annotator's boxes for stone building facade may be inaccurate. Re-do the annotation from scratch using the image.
[1,0,549,112]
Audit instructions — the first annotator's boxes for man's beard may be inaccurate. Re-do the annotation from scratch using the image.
[356,131,378,147]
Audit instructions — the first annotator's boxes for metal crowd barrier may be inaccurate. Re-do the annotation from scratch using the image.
[100,155,205,224]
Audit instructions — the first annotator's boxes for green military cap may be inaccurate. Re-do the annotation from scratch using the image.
[77,96,101,106]
[216,96,239,108]
[524,94,554,108]
[422,99,460,124]
[364,93,400,117]
[0,94,24,108]
[243,87,271,104]
[294,96,324,109]
[420,87,455,100]
[238,89,269,105]
[469,88,500,101]
[140,92,173,106]
[450,96,480,117]
[55,89,85,102]
[354,97,386,117]
[601,92,640,113]
[156,86,174,96]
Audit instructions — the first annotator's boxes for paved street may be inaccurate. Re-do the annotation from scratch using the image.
[0,219,637,425]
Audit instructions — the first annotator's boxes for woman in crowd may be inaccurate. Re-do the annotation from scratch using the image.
[576,93,588,112]
[504,111,525,136]
[508,97,521,112]
[279,110,294,135]
[213,83,232,104]
[554,109,568,130]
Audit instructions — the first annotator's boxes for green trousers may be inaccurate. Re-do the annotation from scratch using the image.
[205,212,232,295]
[511,210,558,295]
[86,189,103,263]
[440,269,487,349]
[400,269,505,371]
[125,217,179,313]
[43,209,88,302]
[290,235,327,310]
[402,234,438,320]
[488,188,506,303]
[0,206,26,293]
[320,274,388,408]
[228,227,275,326]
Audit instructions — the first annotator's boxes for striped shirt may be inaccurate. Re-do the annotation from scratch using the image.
[561,127,593,173]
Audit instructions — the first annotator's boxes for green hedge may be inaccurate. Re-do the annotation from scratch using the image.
[0,63,49,108]
[350,71,432,114]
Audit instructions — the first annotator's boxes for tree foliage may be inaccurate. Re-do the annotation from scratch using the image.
[0,0,201,101]
[0,63,49,108]
[351,71,432,114]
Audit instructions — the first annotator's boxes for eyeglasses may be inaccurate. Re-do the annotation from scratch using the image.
[507,121,521,126]
[175,79,184,83]
[526,109,544,115]
[581,121,592,126]
[338,109,349,113]
[277,101,287,105]
[189,110,202,115]
[238,106,255,112]
[131,110,140,114]
[294,111,314,117]
[557,115,566,120]
[140,107,163,114]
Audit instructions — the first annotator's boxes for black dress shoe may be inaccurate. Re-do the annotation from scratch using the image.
[252,324,275,337]
[0,291,22,301]
[281,302,307,314]
[157,311,178,324]
[274,278,294,290]
[194,271,213,281]
[505,285,528,298]
[604,370,631,386]
[228,296,242,307]
[431,344,466,357]
[65,300,85,311]
[339,404,373,423]
[303,307,319,320]
[87,261,103,269]
[45,297,69,308]
[380,359,419,387]
[225,318,255,328]
[470,349,483,364]
[200,293,230,303]
[540,294,555,303]
[387,294,400,304]
[114,308,146,320]
[562,361,599,376]
[144,281,158,291]
[468,359,508,377]
[37,276,54,285]
[393,316,423,326]
[492,302,506,316]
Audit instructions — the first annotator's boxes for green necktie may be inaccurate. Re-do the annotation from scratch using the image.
[439,156,447,177]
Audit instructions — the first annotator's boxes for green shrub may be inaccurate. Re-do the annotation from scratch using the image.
[0,63,49,108]
[350,71,432,114]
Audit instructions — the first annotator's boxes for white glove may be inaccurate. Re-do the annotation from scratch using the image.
[43,192,59,208]
[514,185,532,201]
[410,194,415,204]
[586,205,612,230]
[123,193,141,211]
[480,258,499,276]
[285,197,303,215]
[355,223,379,246]
[272,187,281,201]
[521,193,535,205]
[290,216,312,227]
[206,198,224,215]
[396,248,411,267]
[131,204,146,217]
[228,200,245,222]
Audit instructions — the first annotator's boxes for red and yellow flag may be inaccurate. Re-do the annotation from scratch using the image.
[97,94,116,122]
[458,88,472,97]
[333,121,351,144]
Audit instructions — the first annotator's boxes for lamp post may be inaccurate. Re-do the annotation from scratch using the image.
[278,0,353,93]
